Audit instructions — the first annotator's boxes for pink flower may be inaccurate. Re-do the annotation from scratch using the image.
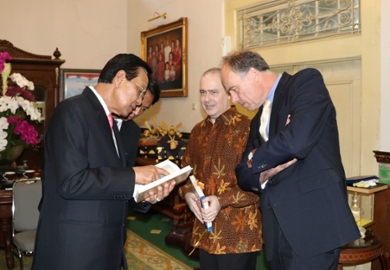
[0,52,12,73]
[13,120,40,145]
[7,115,19,124]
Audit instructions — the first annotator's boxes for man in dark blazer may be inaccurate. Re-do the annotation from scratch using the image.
[221,51,360,270]
[32,54,175,270]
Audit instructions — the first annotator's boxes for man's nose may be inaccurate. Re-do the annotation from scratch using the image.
[133,107,141,116]
[230,92,239,103]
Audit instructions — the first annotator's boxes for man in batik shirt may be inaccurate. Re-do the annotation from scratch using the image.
[179,68,262,270]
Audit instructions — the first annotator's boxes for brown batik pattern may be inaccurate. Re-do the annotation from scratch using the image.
[179,107,263,254]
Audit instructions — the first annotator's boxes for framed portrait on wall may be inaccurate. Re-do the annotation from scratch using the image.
[60,69,101,100]
[141,17,188,97]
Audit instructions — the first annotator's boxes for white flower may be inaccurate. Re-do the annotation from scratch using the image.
[0,96,13,112]
[0,126,8,151]
[17,97,31,111]
[7,98,19,114]
[28,109,42,121]
[27,81,35,90]
[9,73,34,90]
[0,96,10,106]
[0,117,9,131]
[0,139,7,151]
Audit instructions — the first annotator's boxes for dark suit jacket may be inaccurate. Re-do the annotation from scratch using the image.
[236,69,360,260]
[120,120,141,167]
[32,87,138,270]
[120,120,151,213]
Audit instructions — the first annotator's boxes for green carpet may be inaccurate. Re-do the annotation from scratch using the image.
[127,208,270,270]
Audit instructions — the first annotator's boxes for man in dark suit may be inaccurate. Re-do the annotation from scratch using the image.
[221,51,360,270]
[32,54,175,270]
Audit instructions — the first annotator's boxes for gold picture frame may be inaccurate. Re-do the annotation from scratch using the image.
[141,17,188,97]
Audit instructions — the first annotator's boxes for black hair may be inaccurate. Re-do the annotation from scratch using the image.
[147,77,160,105]
[98,53,152,83]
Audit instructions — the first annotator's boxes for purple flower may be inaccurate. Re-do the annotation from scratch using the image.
[7,115,19,124]
[13,120,41,145]
[0,52,12,73]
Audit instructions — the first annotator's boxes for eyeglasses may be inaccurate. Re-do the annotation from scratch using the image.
[131,80,147,101]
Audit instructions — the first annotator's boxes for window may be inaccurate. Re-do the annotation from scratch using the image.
[237,0,360,48]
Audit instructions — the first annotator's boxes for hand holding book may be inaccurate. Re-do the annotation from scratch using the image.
[133,159,193,203]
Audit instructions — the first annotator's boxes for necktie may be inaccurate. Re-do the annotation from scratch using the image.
[108,113,121,157]
[259,100,272,141]
[108,113,114,131]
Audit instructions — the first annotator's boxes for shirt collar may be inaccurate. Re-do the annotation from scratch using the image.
[266,74,282,103]
[206,106,238,125]
[88,85,110,117]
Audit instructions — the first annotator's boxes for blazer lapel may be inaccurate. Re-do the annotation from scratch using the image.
[269,72,290,138]
[82,87,112,137]
[113,124,127,166]
[82,87,125,165]
[254,108,265,145]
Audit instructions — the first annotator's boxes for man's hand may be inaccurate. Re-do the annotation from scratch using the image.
[259,158,297,184]
[144,180,175,204]
[286,114,291,125]
[133,165,169,185]
[201,195,220,223]
[247,149,257,168]
[184,193,203,222]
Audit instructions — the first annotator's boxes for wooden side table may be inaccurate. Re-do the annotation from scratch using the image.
[338,230,383,269]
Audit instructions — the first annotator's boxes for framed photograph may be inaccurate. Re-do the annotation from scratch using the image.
[60,69,101,100]
[33,101,45,120]
[141,17,188,97]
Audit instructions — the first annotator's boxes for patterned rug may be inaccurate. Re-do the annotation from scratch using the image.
[125,229,191,270]
[0,230,191,270]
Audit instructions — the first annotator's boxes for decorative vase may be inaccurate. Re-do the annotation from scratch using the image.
[0,145,25,164]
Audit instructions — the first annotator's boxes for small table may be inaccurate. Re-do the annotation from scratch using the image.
[338,230,383,269]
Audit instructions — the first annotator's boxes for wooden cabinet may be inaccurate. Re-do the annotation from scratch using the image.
[372,188,390,270]
[346,184,390,270]
[0,39,65,170]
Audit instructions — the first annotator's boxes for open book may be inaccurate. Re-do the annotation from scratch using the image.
[189,175,212,232]
[133,159,192,203]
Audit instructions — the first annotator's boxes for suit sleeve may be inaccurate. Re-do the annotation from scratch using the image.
[236,115,262,193]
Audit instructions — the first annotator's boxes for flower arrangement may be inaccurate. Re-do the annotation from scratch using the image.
[0,51,43,161]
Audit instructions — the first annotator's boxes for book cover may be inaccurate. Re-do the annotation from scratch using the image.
[133,159,192,202]
[189,175,212,232]
[346,175,379,185]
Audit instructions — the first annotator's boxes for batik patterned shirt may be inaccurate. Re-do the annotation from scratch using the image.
[179,107,262,254]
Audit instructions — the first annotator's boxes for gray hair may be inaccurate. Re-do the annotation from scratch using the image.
[221,51,269,76]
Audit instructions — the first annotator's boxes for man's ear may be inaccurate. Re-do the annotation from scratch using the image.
[248,67,258,82]
[114,70,126,86]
